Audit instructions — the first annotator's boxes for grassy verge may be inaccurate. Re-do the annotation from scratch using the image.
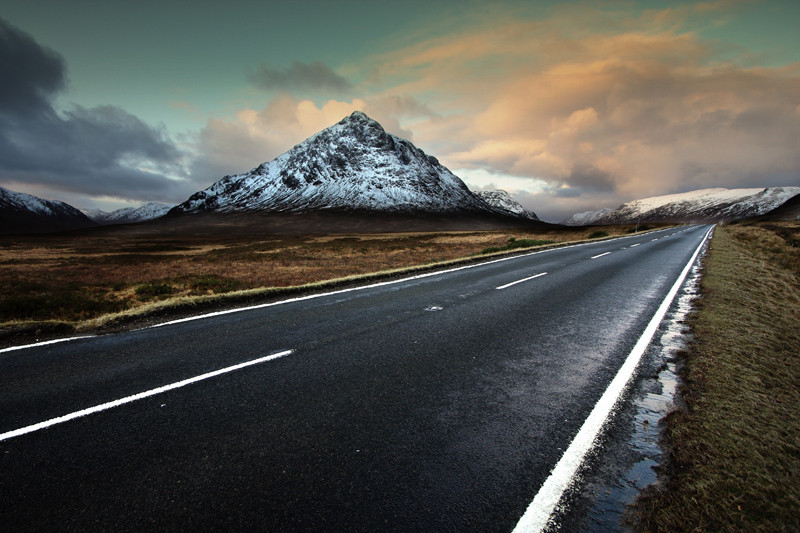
[0,225,651,343]
[632,222,800,532]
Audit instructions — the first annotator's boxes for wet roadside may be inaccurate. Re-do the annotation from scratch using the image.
[552,258,703,532]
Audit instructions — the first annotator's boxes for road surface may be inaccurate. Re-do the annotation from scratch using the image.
[0,225,712,531]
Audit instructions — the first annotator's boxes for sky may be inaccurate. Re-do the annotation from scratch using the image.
[1,0,799,222]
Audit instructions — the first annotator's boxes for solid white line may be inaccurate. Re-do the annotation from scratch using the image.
[496,272,547,290]
[512,226,713,533]
[0,349,294,442]
[590,252,611,259]
[0,336,95,355]
[630,243,641,247]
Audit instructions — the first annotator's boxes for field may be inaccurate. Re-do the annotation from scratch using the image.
[632,221,800,532]
[0,213,642,343]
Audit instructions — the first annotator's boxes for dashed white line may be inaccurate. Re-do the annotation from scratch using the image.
[590,252,611,259]
[630,243,641,247]
[0,349,294,442]
[512,226,714,533]
[496,272,547,290]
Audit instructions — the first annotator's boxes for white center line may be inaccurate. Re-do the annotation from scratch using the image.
[590,252,611,259]
[0,349,294,442]
[630,243,641,247]
[496,272,547,290]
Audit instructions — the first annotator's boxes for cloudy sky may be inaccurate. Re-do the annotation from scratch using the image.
[1,0,798,222]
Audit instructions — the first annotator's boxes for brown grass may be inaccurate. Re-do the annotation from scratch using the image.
[631,221,800,532]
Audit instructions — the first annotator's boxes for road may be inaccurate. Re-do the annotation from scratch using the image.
[0,225,712,531]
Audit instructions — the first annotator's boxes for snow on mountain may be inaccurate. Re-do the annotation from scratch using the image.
[0,186,95,234]
[586,187,800,225]
[86,202,173,225]
[560,208,614,226]
[172,112,530,219]
[474,190,539,220]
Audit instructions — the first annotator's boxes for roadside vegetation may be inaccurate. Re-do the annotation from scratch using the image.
[632,221,800,532]
[0,224,642,339]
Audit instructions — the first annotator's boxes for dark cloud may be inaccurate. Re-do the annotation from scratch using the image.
[0,18,65,115]
[0,18,192,204]
[249,61,353,93]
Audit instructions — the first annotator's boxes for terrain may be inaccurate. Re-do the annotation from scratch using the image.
[0,215,645,344]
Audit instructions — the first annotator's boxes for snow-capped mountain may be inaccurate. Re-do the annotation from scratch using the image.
[560,208,614,226]
[474,190,539,220]
[85,202,173,225]
[172,112,534,219]
[0,186,95,234]
[567,187,800,225]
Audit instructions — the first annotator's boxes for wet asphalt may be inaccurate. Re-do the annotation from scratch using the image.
[0,225,711,532]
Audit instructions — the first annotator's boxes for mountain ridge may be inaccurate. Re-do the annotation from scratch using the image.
[0,186,96,234]
[563,187,800,225]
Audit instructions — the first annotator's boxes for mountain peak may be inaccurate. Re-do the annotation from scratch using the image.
[337,110,383,131]
[172,113,539,220]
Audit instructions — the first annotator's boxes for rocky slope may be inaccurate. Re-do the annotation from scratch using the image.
[474,190,539,220]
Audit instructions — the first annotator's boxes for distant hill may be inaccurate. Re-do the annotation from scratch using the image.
[84,202,173,225]
[474,190,539,220]
[0,186,96,234]
[561,208,614,226]
[562,187,800,225]
[170,112,537,222]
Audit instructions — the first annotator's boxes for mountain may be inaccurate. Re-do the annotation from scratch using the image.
[85,202,173,225]
[0,186,96,234]
[566,187,800,225]
[561,208,614,226]
[171,112,535,220]
[474,190,539,220]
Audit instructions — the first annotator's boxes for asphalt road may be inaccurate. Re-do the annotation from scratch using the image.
[1,225,712,532]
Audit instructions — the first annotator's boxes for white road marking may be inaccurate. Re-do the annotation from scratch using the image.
[630,243,641,247]
[496,272,547,290]
[0,349,294,442]
[0,336,95,355]
[512,226,714,533]
[590,252,611,259]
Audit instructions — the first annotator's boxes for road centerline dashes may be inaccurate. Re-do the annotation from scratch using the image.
[590,251,611,259]
[496,272,547,290]
[0,349,294,442]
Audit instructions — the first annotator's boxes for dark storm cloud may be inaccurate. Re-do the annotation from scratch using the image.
[0,18,191,203]
[0,17,65,115]
[249,61,353,93]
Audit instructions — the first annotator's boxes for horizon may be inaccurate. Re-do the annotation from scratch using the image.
[1,0,799,223]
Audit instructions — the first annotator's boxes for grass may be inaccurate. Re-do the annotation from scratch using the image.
[0,222,649,339]
[631,221,800,532]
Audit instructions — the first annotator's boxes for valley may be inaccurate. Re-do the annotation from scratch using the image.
[0,214,646,343]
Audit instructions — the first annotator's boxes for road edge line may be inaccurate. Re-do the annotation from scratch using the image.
[512,225,714,532]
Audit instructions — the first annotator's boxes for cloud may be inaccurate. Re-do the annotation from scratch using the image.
[249,61,353,94]
[0,17,65,115]
[0,18,191,205]
[363,5,800,222]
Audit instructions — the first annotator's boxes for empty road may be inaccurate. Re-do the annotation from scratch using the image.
[1,225,712,531]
